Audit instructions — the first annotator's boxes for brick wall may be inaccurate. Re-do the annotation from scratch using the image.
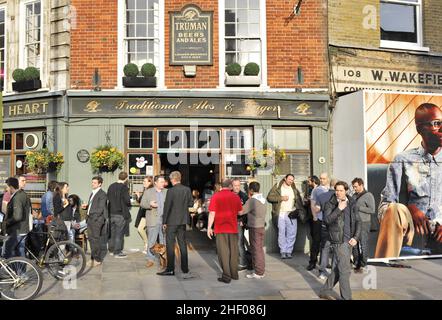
[70,0,118,89]
[424,0,442,53]
[266,0,328,88]
[329,0,379,48]
[69,0,328,90]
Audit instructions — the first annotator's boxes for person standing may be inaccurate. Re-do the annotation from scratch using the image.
[84,176,108,267]
[307,174,330,271]
[267,174,305,259]
[53,182,72,240]
[240,181,267,279]
[107,172,132,258]
[134,176,153,254]
[232,178,250,270]
[3,177,31,258]
[319,181,361,300]
[41,181,57,220]
[207,179,243,283]
[316,178,337,280]
[141,175,167,268]
[157,171,193,277]
[351,178,375,272]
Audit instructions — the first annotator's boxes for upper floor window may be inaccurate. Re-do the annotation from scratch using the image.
[124,0,160,74]
[0,8,5,91]
[24,1,41,68]
[380,0,426,50]
[225,0,261,74]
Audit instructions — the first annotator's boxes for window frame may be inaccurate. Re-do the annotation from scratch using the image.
[0,5,7,93]
[127,128,154,150]
[117,0,165,89]
[380,0,429,52]
[19,0,43,69]
[218,0,268,88]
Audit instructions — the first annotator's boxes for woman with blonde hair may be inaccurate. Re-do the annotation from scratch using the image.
[134,176,153,254]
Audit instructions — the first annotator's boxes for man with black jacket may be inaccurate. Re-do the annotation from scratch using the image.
[232,178,250,270]
[107,172,132,258]
[319,181,361,300]
[157,171,194,278]
[85,176,108,267]
[351,178,375,273]
[3,177,31,258]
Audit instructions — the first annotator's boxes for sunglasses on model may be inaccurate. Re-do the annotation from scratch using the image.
[417,120,442,129]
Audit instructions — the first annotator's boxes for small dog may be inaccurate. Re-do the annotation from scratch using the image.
[150,243,181,269]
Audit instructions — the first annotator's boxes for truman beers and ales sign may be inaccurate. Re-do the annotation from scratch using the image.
[170,5,213,65]
[333,65,442,94]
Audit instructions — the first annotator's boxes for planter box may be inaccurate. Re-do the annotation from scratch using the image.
[12,79,42,92]
[225,75,261,87]
[123,76,157,88]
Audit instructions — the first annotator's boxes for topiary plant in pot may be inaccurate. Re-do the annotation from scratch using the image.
[225,62,261,87]
[12,67,42,92]
[122,62,157,88]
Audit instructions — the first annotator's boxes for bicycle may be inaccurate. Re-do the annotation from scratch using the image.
[0,235,43,300]
[20,223,86,280]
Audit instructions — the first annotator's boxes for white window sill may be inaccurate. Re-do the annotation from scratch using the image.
[380,40,430,52]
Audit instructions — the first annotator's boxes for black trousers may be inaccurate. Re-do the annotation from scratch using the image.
[88,215,107,263]
[166,224,188,273]
[309,219,322,264]
[352,221,370,268]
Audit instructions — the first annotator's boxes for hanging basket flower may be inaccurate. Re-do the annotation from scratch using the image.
[90,145,125,174]
[247,145,286,177]
[25,149,64,174]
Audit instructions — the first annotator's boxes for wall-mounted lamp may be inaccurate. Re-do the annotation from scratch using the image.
[294,0,303,16]
[92,68,101,91]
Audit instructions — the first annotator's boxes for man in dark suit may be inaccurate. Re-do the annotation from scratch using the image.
[157,171,193,277]
[84,176,108,267]
[3,177,31,258]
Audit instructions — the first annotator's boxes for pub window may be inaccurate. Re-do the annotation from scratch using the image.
[15,133,24,150]
[158,130,190,149]
[124,0,160,76]
[127,153,154,176]
[24,0,41,68]
[0,8,5,92]
[225,154,251,177]
[224,129,253,150]
[128,129,153,149]
[225,0,261,76]
[380,0,425,50]
[272,128,311,191]
[0,133,12,150]
[197,130,220,149]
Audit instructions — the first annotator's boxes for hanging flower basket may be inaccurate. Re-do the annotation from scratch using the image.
[90,145,125,174]
[25,149,64,174]
[247,145,286,177]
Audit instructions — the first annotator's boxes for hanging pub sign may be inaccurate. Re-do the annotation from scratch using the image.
[170,5,213,65]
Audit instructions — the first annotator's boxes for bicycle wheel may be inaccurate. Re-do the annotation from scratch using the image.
[0,257,43,300]
[45,241,86,280]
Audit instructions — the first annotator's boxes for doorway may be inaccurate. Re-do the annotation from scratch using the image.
[159,153,220,194]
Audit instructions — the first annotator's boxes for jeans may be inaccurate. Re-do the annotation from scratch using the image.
[108,215,126,254]
[278,212,297,254]
[353,221,371,268]
[3,232,26,259]
[320,243,353,300]
[319,224,332,274]
[146,224,165,262]
[238,221,250,266]
[64,221,75,243]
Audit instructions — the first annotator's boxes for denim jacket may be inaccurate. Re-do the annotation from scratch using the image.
[379,145,442,222]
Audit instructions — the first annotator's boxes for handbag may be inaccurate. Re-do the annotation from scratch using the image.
[288,208,308,223]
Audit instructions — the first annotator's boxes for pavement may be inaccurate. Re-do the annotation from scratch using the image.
[35,229,442,300]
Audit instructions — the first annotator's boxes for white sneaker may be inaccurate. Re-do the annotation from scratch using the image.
[142,250,148,255]
[318,273,327,280]
[246,273,265,279]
